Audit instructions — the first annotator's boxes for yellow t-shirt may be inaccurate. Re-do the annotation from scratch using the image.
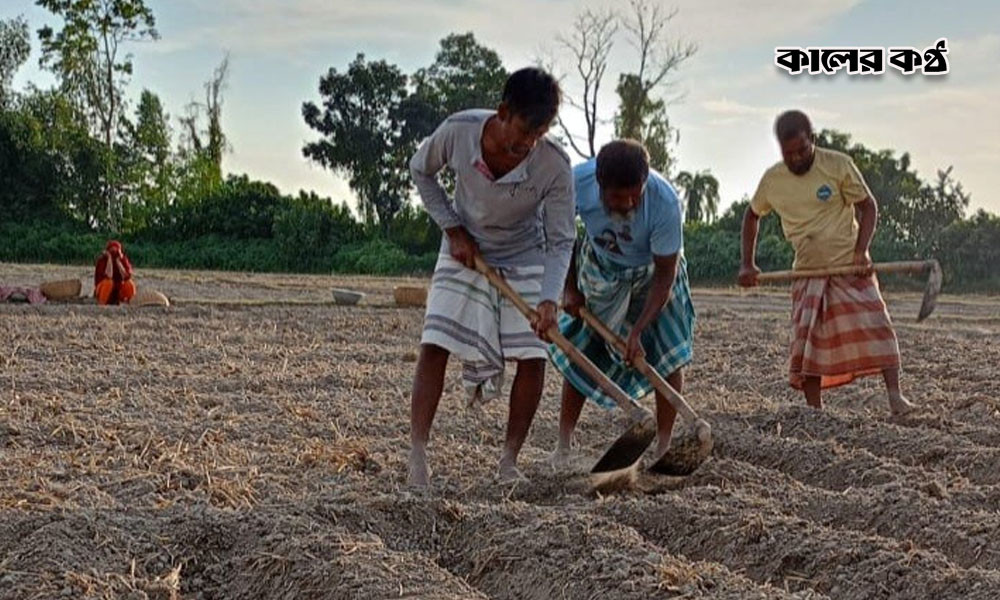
[750,147,872,270]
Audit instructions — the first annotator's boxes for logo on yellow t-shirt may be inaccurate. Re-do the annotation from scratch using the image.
[816,184,833,202]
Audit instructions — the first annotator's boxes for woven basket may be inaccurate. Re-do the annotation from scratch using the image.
[39,278,82,301]
[131,289,170,307]
[393,285,428,307]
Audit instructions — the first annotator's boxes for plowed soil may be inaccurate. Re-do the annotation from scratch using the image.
[1,262,998,599]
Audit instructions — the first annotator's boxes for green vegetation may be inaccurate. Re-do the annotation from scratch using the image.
[0,5,995,290]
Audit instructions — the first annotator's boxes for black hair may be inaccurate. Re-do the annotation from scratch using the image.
[595,139,650,189]
[501,67,561,130]
[774,110,813,142]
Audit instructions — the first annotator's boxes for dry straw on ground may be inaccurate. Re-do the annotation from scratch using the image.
[1,262,998,599]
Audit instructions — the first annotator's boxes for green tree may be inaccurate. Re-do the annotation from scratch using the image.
[273,191,363,270]
[178,55,229,187]
[615,73,679,174]
[302,53,411,231]
[204,55,229,180]
[0,16,31,107]
[675,169,720,223]
[121,88,172,230]
[613,0,695,176]
[402,33,507,141]
[167,55,231,219]
[0,88,106,223]
[817,129,969,258]
[130,90,169,165]
[548,1,693,165]
[165,174,282,240]
[938,209,1000,290]
[385,202,442,255]
[36,0,159,230]
[37,0,158,147]
[397,32,508,201]
[919,166,970,255]
[683,196,791,282]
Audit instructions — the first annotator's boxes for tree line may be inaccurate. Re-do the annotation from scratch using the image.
[0,2,996,291]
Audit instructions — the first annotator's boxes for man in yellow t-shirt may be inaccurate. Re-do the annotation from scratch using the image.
[738,110,915,415]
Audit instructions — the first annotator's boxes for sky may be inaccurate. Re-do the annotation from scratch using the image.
[7,0,1000,216]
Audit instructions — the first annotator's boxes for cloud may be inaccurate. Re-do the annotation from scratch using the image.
[700,99,771,126]
[149,0,861,62]
[842,81,1000,212]
[949,32,1000,62]
[700,98,839,126]
[942,33,1000,82]
[155,0,574,61]
[673,0,863,50]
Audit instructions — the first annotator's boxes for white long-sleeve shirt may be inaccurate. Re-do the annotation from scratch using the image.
[409,109,576,303]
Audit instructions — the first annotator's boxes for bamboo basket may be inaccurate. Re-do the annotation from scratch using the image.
[131,289,170,307]
[39,278,81,301]
[393,285,428,307]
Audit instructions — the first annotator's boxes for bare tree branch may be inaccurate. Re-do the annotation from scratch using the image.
[536,50,593,159]
[205,53,230,168]
[613,1,697,176]
[622,0,696,96]
[552,7,618,158]
[555,115,590,159]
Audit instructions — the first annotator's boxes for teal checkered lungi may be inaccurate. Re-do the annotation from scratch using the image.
[547,237,695,409]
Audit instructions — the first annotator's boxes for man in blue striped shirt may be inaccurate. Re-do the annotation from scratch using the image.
[549,140,696,467]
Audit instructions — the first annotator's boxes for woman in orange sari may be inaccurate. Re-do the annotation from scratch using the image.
[94,240,136,305]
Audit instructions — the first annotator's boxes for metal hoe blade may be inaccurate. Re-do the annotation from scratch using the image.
[918,259,942,322]
[590,415,657,473]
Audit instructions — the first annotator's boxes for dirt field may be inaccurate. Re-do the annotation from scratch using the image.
[1,262,999,599]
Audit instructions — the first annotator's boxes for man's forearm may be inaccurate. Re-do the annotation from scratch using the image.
[563,242,580,294]
[634,255,678,333]
[412,169,461,231]
[540,242,572,304]
[741,208,760,267]
[854,197,877,254]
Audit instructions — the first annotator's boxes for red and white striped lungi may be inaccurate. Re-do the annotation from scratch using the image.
[789,274,900,390]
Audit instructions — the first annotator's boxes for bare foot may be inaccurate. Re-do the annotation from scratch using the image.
[498,458,529,484]
[408,447,431,488]
[889,394,917,416]
[548,446,577,471]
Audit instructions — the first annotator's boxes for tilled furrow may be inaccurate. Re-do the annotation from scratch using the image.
[710,414,1000,512]
[724,406,1000,485]
[322,495,822,600]
[667,457,1000,570]
[597,486,1000,600]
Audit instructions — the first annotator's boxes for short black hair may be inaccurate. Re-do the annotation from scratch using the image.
[501,67,561,130]
[774,110,813,142]
[596,139,650,189]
